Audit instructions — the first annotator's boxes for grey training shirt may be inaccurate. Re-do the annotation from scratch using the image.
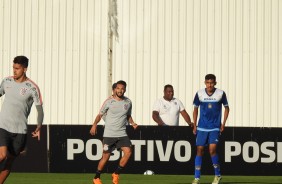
[0,77,43,134]
[100,96,132,137]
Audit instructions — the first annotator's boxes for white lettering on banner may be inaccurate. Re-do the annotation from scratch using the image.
[225,141,241,162]
[156,140,173,161]
[67,139,84,160]
[243,142,260,163]
[261,142,275,163]
[67,139,282,163]
[147,140,154,161]
[225,141,281,163]
[278,142,282,162]
[131,140,146,161]
[67,139,192,162]
[109,149,120,161]
[174,141,191,162]
[85,139,102,160]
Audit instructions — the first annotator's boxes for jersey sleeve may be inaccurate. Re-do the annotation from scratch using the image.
[0,79,5,97]
[193,93,200,107]
[99,98,110,115]
[177,99,185,111]
[222,92,229,106]
[127,101,132,116]
[31,86,43,105]
[152,99,161,112]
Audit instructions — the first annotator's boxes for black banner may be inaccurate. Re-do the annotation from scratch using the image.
[12,125,48,172]
[49,125,282,175]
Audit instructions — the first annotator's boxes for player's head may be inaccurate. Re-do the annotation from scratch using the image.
[163,84,174,101]
[204,74,217,92]
[13,56,29,80]
[112,83,117,90]
[115,80,127,98]
[13,56,29,68]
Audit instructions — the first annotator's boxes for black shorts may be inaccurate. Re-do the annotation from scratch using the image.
[103,136,132,153]
[0,128,27,156]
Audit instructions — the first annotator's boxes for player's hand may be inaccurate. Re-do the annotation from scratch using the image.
[188,122,194,128]
[193,126,197,135]
[32,126,41,141]
[220,123,225,133]
[90,124,97,136]
[132,123,138,130]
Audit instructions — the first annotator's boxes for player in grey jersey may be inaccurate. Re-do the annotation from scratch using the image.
[90,80,138,184]
[0,56,44,184]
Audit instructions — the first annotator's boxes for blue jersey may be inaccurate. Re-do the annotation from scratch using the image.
[193,88,228,131]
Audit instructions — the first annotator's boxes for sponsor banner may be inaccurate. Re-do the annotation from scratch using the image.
[49,125,282,175]
[12,125,48,172]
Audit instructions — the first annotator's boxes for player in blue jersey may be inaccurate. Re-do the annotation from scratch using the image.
[192,74,229,184]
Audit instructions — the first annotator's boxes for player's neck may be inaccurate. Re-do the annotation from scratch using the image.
[14,75,28,83]
[114,95,124,101]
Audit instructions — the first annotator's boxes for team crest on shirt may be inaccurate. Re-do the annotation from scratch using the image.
[174,102,177,105]
[208,103,212,109]
[103,144,109,151]
[124,104,129,110]
[20,87,28,96]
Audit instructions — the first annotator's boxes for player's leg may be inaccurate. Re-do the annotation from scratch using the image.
[0,130,26,184]
[111,136,132,184]
[208,131,222,184]
[192,131,208,184]
[93,138,116,184]
[0,155,15,184]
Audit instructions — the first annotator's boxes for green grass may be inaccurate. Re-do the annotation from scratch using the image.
[6,173,282,184]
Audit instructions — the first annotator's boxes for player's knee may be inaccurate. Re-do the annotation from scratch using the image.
[209,149,216,155]
[123,148,132,157]
[0,152,7,162]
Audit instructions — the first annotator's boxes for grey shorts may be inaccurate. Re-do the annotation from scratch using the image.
[103,136,132,153]
[0,128,27,156]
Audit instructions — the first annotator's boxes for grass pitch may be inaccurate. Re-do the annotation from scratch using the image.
[6,173,282,184]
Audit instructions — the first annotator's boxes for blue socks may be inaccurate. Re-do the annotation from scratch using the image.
[194,156,202,178]
[211,155,221,176]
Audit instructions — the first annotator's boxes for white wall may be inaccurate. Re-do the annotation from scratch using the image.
[0,0,281,127]
[0,0,109,125]
[112,0,282,127]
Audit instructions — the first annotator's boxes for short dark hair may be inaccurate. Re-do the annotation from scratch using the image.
[205,74,216,81]
[116,80,127,88]
[112,83,117,90]
[164,84,173,91]
[13,56,29,68]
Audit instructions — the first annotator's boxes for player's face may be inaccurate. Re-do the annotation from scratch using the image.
[205,79,216,93]
[115,84,126,98]
[164,87,174,101]
[13,63,27,80]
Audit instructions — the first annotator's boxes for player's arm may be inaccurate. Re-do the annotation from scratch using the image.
[193,107,199,135]
[221,106,230,132]
[152,111,166,126]
[0,79,5,97]
[90,114,102,135]
[180,109,193,127]
[32,105,44,140]
[127,115,138,129]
